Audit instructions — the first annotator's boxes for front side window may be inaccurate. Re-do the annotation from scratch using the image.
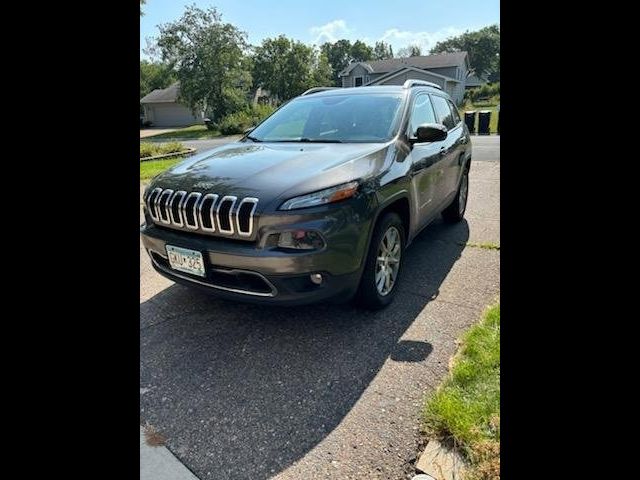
[408,93,436,138]
[248,93,404,143]
[431,95,455,130]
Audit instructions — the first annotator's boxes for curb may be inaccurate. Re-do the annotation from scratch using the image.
[140,148,197,163]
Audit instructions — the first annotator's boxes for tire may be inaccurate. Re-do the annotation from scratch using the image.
[356,212,405,310]
[442,166,469,223]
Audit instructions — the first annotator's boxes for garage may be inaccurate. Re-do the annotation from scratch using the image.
[140,83,205,127]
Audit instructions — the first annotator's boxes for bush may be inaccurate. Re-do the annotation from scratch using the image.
[140,141,185,159]
[467,82,500,103]
[215,104,277,135]
[216,111,254,135]
[143,120,153,127]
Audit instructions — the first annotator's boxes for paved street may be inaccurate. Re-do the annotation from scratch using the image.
[140,136,500,479]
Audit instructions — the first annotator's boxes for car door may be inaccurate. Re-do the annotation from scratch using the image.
[406,93,448,229]
[430,94,464,200]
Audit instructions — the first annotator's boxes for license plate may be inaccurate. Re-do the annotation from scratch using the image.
[166,245,206,277]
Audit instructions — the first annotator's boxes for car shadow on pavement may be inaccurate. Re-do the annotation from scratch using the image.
[140,218,469,479]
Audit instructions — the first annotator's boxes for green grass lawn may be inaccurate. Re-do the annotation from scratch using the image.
[423,302,500,480]
[146,124,222,140]
[140,156,185,181]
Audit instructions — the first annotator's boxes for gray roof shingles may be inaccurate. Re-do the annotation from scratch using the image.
[140,82,180,103]
[340,51,468,76]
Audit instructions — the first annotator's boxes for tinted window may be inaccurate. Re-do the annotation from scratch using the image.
[431,95,455,130]
[250,93,404,143]
[408,94,436,137]
[447,99,461,125]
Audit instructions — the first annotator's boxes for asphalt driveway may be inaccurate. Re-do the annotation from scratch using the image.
[140,136,500,479]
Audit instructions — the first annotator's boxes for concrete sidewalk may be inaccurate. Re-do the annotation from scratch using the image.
[140,426,199,480]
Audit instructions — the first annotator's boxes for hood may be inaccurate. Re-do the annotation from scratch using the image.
[151,140,393,211]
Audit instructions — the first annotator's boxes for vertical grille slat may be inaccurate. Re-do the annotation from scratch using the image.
[169,191,187,226]
[146,187,162,221]
[216,196,238,235]
[183,192,202,229]
[148,189,257,238]
[236,198,259,237]
[157,190,173,224]
[198,194,218,232]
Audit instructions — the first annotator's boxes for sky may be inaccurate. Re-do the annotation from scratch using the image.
[140,0,500,59]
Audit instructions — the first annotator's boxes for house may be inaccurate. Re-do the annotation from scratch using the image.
[465,73,489,90]
[140,83,204,127]
[338,51,471,104]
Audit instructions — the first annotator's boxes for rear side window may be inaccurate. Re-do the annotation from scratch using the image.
[447,99,461,125]
[431,95,455,130]
[408,94,436,137]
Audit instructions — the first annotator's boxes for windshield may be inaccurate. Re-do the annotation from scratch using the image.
[248,93,404,143]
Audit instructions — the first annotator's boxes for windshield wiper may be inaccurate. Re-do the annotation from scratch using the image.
[299,138,342,143]
[245,135,263,142]
[273,138,343,143]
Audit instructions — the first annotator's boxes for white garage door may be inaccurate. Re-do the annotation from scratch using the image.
[151,104,201,127]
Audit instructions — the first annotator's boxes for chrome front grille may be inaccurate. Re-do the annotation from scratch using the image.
[145,188,259,237]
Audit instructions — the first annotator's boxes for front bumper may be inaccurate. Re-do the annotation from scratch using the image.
[140,205,372,305]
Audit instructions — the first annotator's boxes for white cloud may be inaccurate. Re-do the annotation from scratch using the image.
[309,20,351,44]
[309,21,478,55]
[380,26,469,54]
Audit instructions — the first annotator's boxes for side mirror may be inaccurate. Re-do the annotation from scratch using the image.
[413,123,448,143]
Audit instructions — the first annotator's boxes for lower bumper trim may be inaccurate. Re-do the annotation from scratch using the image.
[150,255,277,297]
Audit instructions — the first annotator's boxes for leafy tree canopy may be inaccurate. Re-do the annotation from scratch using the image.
[397,45,422,57]
[140,60,176,99]
[153,5,251,119]
[373,41,394,60]
[252,35,317,102]
[430,25,500,81]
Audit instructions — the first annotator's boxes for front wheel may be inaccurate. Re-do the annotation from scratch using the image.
[442,168,469,223]
[356,212,405,310]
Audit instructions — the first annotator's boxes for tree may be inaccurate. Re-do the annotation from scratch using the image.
[320,39,353,85]
[350,40,373,62]
[397,45,422,58]
[253,35,315,102]
[140,60,176,99]
[140,0,145,16]
[430,25,500,81]
[154,5,251,120]
[373,41,393,60]
[312,52,333,86]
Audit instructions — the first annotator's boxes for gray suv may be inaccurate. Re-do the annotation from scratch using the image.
[140,80,472,309]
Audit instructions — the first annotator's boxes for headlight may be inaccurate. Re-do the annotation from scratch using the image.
[277,230,325,250]
[279,181,359,210]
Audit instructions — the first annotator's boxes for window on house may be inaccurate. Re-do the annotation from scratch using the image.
[354,76,363,87]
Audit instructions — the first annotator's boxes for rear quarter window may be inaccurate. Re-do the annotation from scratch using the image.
[430,95,456,130]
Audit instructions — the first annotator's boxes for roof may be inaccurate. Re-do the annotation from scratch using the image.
[465,74,489,87]
[295,84,448,99]
[366,66,460,86]
[140,82,180,103]
[340,51,469,76]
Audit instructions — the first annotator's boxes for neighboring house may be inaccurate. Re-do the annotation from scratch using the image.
[338,52,471,104]
[465,73,489,90]
[140,83,204,127]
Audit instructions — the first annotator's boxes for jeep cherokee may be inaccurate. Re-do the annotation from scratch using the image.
[140,80,471,309]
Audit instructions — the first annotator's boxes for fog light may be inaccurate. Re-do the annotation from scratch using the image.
[310,273,323,285]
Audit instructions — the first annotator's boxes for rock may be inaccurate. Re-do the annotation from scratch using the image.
[415,440,466,480]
